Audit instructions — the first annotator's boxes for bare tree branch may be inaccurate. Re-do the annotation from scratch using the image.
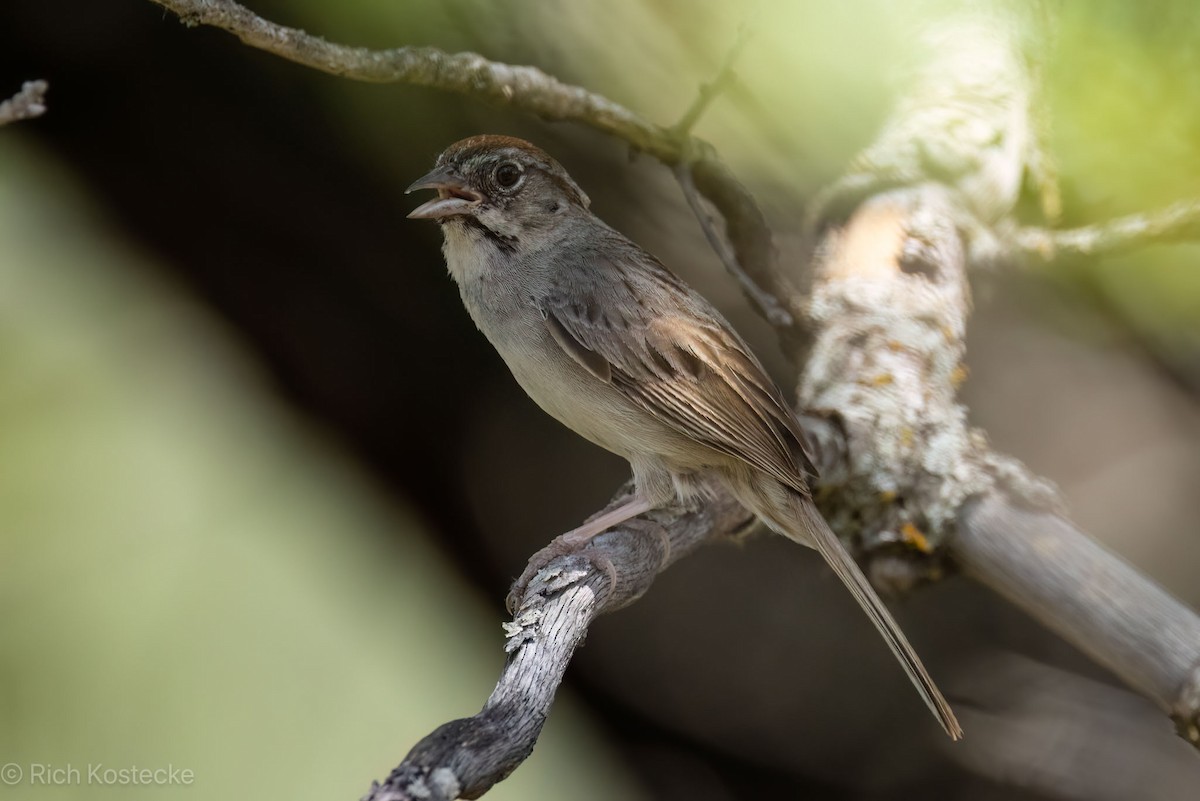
[675,162,794,327]
[669,12,754,140]
[158,0,661,148]
[1016,197,1200,262]
[148,0,791,328]
[667,13,795,328]
[0,80,48,126]
[363,489,751,801]
[797,6,1200,750]
[957,495,1200,744]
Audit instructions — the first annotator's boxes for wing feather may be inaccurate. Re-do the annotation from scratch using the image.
[541,247,817,491]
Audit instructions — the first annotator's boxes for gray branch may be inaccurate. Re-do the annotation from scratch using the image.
[957,495,1200,743]
[675,162,794,327]
[668,17,795,328]
[796,4,1200,749]
[364,489,751,801]
[1015,197,1200,261]
[0,80,48,126]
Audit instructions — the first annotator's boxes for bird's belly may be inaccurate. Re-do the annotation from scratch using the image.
[455,275,700,466]
[486,320,673,461]
[504,339,656,457]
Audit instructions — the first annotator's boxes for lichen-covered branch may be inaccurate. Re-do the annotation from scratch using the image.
[1016,197,1200,261]
[363,488,750,801]
[147,0,788,326]
[0,80,48,126]
[797,5,1200,747]
[157,0,661,148]
[798,9,1044,557]
[802,183,1200,744]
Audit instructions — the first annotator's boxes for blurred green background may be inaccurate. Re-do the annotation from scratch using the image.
[0,140,644,799]
[1,1,1198,800]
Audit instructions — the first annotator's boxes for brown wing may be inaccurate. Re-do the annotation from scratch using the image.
[540,246,817,491]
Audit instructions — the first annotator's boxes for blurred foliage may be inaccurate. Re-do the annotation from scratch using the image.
[1049,1,1200,356]
[0,138,645,801]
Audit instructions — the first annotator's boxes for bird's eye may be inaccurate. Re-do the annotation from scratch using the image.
[494,162,523,190]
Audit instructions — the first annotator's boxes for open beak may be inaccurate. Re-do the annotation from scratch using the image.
[405,166,484,220]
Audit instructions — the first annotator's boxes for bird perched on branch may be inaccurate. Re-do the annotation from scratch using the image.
[407,134,961,739]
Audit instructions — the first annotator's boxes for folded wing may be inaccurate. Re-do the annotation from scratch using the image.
[540,248,817,492]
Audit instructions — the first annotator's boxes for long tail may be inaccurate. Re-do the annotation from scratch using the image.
[781,490,962,739]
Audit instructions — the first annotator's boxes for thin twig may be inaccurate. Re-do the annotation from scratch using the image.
[667,9,794,328]
[670,11,756,139]
[163,0,668,153]
[0,80,48,126]
[675,162,793,326]
[1016,197,1200,262]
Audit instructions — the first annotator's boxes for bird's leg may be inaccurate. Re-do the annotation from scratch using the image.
[560,496,655,545]
[507,495,655,612]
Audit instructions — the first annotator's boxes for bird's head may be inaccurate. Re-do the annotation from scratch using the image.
[407,135,591,245]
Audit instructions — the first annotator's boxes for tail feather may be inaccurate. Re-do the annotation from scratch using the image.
[787,492,962,739]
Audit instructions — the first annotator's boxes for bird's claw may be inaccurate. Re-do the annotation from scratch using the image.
[505,535,618,614]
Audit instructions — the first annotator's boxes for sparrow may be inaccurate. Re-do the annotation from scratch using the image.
[407,134,961,739]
